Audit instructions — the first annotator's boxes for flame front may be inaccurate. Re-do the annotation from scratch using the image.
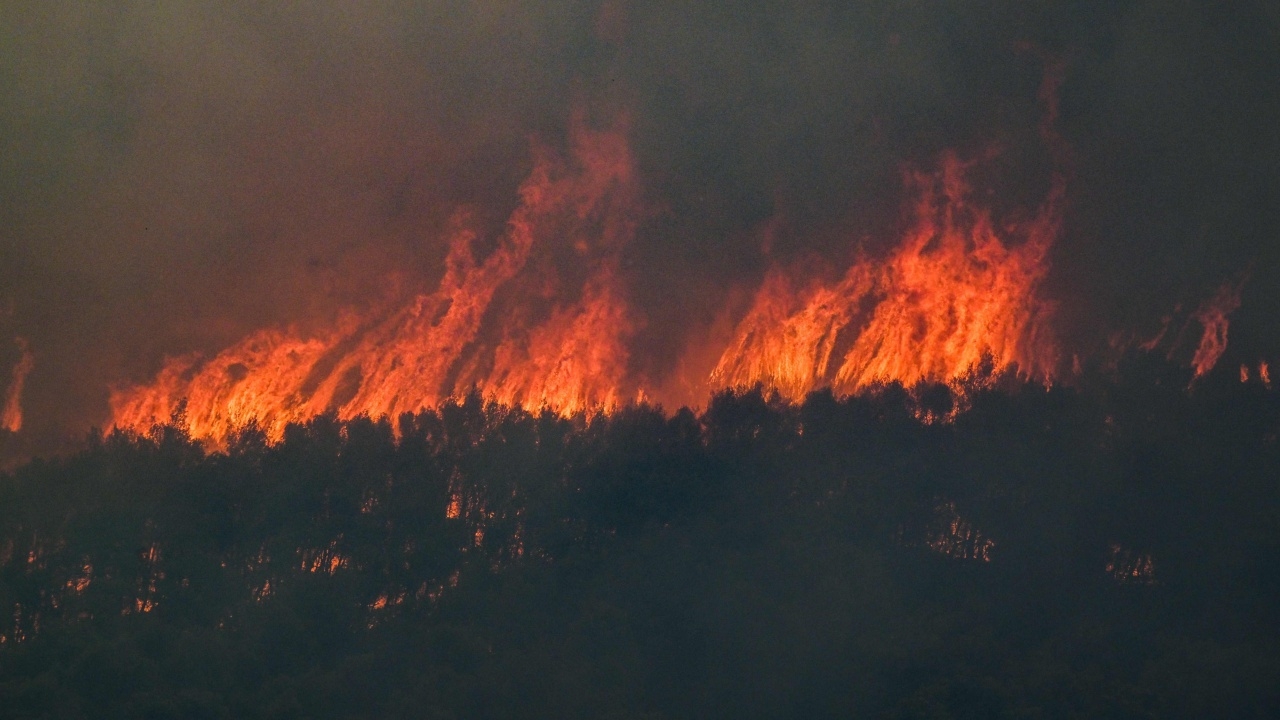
[111,118,641,444]
[712,154,1061,401]
[111,144,1068,443]
[1191,282,1243,380]
[2,338,34,433]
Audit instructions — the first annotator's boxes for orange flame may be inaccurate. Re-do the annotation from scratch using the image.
[482,264,634,414]
[2,338,33,433]
[111,117,642,444]
[1190,282,1243,380]
[111,143,1067,442]
[712,154,1061,402]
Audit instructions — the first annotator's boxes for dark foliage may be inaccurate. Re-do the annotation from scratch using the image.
[1,369,1279,719]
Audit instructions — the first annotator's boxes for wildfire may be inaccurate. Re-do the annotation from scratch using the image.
[1115,278,1247,383]
[711,154,1062,402]
[111,116,642,444]
[2,338,33,433]
[111,135,1072,443]
[1191,281,1243,380]
[1106,544,1156,585]
[108,115,1251,446]
[926,502,996,563]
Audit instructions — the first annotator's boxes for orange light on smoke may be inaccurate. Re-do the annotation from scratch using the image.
[2,338,33,433]
[110,116,641,444]
[711,153,1062,402]
[1191,282,1242,380]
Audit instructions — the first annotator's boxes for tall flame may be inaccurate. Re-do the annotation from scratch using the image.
[1190,281,1243,380]
[481,264,634,414]
[711,154,1061,401]
[110,117,641,443]
[2,338,33,433]
[111,144,1069,443]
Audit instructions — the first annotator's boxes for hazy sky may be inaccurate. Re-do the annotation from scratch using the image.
[2,1,1278,447]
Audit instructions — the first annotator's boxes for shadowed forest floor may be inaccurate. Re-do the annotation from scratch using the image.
[1,357,1278,719]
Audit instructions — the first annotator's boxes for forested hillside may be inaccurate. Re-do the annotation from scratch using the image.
[1,359,1278,719]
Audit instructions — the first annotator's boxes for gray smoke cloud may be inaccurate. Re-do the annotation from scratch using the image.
[2,1,1278,454]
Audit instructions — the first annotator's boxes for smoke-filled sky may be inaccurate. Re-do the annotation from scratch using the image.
[2,1,1278,447]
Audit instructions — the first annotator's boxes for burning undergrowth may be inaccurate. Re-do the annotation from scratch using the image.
[710,152,1062,405]
[110,115,646,444]
[104,113,1088,446]
[100,117,1246,450]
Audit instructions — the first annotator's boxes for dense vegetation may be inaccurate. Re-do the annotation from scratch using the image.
[1,359,1278,719]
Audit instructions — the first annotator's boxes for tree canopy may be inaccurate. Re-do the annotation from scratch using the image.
[1,364,1278,719]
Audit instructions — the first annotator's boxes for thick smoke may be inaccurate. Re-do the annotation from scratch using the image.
[2,1,1279,453]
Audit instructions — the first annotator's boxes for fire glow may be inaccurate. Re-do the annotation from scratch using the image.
[111,118,641,443]
[106,123,1232,445]
[710,154,1061,403]
[1191,282,1243,380]
[2,338,33,434]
